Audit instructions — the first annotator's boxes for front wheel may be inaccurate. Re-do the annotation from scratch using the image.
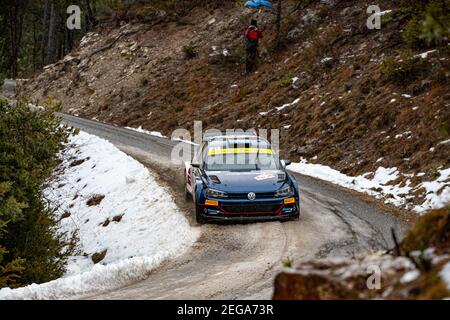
[196,205,206,224]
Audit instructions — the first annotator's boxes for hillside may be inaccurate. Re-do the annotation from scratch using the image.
[20,0,449,211]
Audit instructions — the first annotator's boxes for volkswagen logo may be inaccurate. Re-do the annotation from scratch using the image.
[248,192,256,201]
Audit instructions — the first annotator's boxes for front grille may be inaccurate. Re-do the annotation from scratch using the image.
[227,192,276,199]
[221,202,281,213]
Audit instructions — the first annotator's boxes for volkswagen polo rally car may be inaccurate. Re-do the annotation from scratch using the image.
[185,133,300,223]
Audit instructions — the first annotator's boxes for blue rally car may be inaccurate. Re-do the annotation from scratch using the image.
[184,133,300,223]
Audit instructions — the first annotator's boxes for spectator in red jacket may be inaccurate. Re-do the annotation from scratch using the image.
[244,19,263,74]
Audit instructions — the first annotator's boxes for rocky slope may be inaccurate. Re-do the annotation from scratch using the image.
[273,207,450,300]
[20,0,449,211]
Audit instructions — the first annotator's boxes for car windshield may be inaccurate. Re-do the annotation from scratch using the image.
[203,141,280,171]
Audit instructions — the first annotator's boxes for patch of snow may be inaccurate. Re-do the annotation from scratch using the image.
[414,168,450,213]
[374,10,392,17]
[288,159,449,212]
[390,98,396,103]
[0,131,199,300]
[126,126,165,138]
[126,126,197,146]
[395,131,412,139]
[440,262,450,291]
[288,159,408,207]
[321,57,333,63]
[439,139,450,145]
[412,106,419,111]
[259,111,270,116]
[400,270,420,284]
[415,49,437,59]
[401,94,412,98]
[276,98,300,112]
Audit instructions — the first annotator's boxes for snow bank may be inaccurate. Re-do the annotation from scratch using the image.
[125,126,198,146]
[414,168,450,213]
[0,131,199,300]
[288,159,449,213]
[440,262,450,291]
[125,126,165,138]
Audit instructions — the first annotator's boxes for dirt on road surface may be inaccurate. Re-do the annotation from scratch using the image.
[56,113,408,300]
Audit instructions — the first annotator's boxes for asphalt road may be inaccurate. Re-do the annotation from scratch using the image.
[4,80,408,299]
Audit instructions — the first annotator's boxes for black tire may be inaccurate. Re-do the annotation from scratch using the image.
[292,205,300,221]
[196,205,206,224]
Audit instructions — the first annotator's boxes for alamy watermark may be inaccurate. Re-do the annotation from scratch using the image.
[367,264,382,290]
[66,5,81,30]
[367,5,389,30]
[64,4,387,31]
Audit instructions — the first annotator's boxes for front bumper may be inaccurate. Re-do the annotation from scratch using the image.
[198,197,300,222]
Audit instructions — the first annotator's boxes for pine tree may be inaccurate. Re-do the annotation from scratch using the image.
[0,101,75,287]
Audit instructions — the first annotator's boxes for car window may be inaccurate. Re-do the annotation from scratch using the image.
[203,145,280,171]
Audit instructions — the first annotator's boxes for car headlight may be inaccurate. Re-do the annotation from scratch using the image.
[205,188,228,198]
[275,185,294,197]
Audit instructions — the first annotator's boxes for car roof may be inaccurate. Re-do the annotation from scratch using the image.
[205,133,269,144]
[204,131,257,140]
[205,138,272,150]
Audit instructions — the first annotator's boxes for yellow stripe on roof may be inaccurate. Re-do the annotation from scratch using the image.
[208,148,273,156]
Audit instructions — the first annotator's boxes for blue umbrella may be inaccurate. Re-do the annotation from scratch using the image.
[244,0,273,8]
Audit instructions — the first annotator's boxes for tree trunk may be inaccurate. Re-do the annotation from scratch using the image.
[85,0,96,31]
[7,0,24,78]
[40,0,49,67]
[276,0,282,49]
[32,15,38,72]
[46,2,58,65]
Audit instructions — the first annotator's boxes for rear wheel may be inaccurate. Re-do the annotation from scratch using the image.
[184,184,191,201]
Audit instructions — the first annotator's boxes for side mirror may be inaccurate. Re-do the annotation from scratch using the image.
[282,160,292,166]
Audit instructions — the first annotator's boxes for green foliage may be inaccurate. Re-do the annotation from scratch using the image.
[282,257,294,268]
[401,207,450,253]
[380,10,395,25]
[0,182,26,288]
[276,74,294,88]
[403,17,425,48]
[380,51,428,84]
[420,0,450,45]
[402,0,450,48]
[0,101,75,288]
[439,119,450,137]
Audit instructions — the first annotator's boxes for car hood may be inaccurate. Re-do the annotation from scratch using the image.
[204,170,287,193]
